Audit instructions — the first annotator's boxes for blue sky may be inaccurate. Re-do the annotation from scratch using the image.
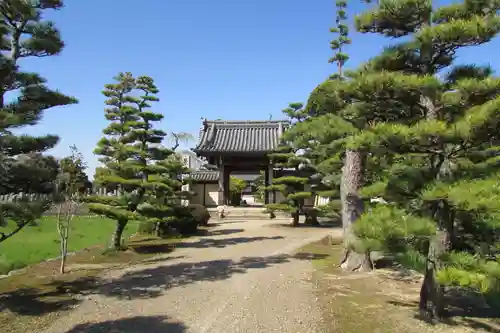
[18,0,500,177]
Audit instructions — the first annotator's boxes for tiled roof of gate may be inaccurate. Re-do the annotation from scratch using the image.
[193,119,290,154]
[188,170,219,183]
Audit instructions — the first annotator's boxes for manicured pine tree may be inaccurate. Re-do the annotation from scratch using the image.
[328,0,350,79]
[296,0,374,269]
[265,103,317,227]
[0,0,77,242]
[342,0,500,320]
[322,0,356,224]
[86,73,173,249]
[138,150,192,236]
[263,2,355,226]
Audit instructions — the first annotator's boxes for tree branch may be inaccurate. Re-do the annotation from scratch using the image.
[0,222,29,243]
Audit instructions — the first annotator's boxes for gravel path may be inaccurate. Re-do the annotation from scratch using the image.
[43,219,340,333]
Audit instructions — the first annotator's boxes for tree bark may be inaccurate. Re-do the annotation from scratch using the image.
[112,219,128,250]
[60,236,67,275]
[418,94,454,320]
[419,200,453,320]
[155,222,161,237]
[340,149,372,271]
[291,210,300,227]
[304,210,319,225]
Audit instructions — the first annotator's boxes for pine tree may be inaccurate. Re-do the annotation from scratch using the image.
[86,73,173,250]
[340,0,500,320]
[265,103,317,227]
[0,1,77,242]
[264,5,354,223]
[329,0,350,79]
[138,133,195,236]
[296,0,375,270]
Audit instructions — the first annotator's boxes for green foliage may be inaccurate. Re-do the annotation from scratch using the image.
[329,0,351,77]
[138,203,209,236]
[57,145,91,197]
[187,203,210,226]
[264,103,317,224]
[439,251,500,292]
[229,176,246,195]
[353,205,436,253]
[0,1,77,243]
[93,167,117,192]
[253,171,266,203]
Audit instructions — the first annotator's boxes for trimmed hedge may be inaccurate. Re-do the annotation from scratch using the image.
[137,204,211,236]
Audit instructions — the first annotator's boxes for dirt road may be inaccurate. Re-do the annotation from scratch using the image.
[43,219,339,333]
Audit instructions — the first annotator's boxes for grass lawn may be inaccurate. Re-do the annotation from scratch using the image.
[0,216,140,275]
[303,239,500,333]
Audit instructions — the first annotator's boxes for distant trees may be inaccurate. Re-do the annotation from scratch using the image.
[229,176,246,204]
[58,145,92,195]
[93,167,118,193]
[0,1,77,243]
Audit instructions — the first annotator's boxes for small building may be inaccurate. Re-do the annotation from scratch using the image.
[183,118,320,208]
[187,170,220,207]
[191,119,289,206]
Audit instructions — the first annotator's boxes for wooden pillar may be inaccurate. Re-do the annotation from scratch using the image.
[264,166,269,205]
[203,183,206,206]
[271,167,276,204]
[223,167,230,205]
[218,164,225,206]
[267,164,274,204]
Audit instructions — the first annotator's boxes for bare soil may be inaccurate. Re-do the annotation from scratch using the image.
[306,240,500,333]
[0,234,180,332]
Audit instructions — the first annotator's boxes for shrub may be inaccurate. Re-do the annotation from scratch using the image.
[303,207,319,225]
[137,221,156,235]
[188,204,210,226]
[169,215,197,235]
[167,205,198,235]
[137,204,210,237]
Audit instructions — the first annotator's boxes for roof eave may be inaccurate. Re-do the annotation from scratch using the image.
[194,149,272,155]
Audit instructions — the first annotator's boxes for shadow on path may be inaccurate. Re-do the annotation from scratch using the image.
[200,228,245,236]
[0,250,328,316]
[95,250,324,300]
[388,291,500,333]
[174,235,284,249]
[268,221,341,229]
[63,315,187,333]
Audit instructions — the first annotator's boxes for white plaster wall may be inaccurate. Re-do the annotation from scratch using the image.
[206,184,218,207]
[190,184,204,205]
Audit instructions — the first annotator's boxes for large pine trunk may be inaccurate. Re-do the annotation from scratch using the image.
[419,201,454,320]
[339,149,372,271]
[418,96,454,320]
[112,219,128,250]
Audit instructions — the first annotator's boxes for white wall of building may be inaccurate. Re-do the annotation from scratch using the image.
[190,183,219,207]
[179,150,205,171]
